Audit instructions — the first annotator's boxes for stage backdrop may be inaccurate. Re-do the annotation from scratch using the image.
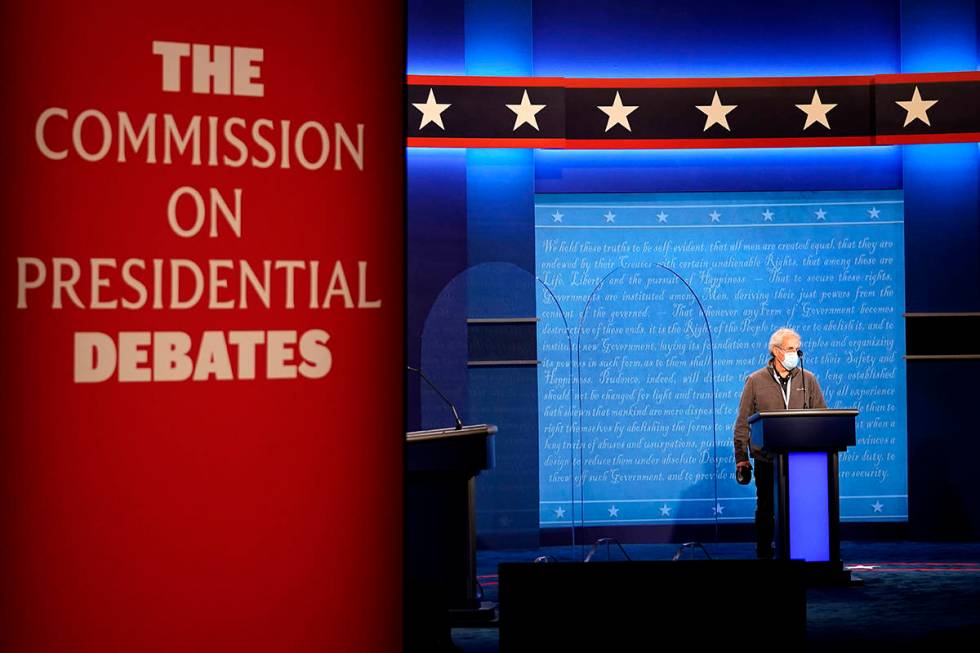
[536,191,907,527]
[0,2,403,651]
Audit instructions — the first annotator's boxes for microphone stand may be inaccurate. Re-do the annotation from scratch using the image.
[798,350,807,409]
[407,365,463,430]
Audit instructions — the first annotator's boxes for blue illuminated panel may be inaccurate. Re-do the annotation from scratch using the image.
[788,453,831,562]
[532,0,899,78]
[534,147,902,195]
[408,0,464,75]
[464,0,532,76]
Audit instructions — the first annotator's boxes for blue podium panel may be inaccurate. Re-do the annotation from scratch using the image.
[788,452,831,562]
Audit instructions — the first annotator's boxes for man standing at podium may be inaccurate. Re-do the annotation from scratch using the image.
[734,327,826,559]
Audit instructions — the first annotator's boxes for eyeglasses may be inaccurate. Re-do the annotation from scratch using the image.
[776,345,800,353]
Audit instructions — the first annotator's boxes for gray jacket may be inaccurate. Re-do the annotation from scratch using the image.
[733,362,827,463]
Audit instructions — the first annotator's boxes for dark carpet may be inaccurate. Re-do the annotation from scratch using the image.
[451,541,980,651]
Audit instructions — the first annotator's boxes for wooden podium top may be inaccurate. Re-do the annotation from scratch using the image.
[748,408,859,424]
[406,424,496,474]
[748,409,859,452]
[405,423,497,443]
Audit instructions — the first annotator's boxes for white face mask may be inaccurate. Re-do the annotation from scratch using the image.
[781,351,799,370]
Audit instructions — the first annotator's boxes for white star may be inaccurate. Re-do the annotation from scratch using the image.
[709,210,721,223]
[868,207,880,219]
[762,209,775,222]
[896,86,938,127]
[551,210,564,223]
[656,211,668,223]
[505,89,546,131]
[608,505,619,517]
[598,91,639,132]
[815,208,827,220]
[871,500,884,513]
[412,88,451,130]
[696,91,737,132]
[795,90,837,130]
[712,503,726,515]
[603,210,616,223]
[659,504,672,517]
[554,506,566,519]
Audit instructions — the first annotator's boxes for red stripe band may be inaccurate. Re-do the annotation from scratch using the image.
[875,132,980,145]
[407,75,565,87]
[407,137,567,148]
[564,75,874,88]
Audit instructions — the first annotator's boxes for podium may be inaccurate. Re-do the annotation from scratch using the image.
[748,409,858,585]
[405,424,496,651]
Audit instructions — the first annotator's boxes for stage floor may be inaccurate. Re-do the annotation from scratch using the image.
[452,541,980,651]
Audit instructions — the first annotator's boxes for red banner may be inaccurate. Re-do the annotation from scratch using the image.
[0,2,403,650]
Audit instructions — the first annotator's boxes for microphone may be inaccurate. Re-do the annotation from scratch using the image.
[407,366,463,430]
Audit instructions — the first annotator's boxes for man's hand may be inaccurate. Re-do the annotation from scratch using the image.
[736,460,752,485]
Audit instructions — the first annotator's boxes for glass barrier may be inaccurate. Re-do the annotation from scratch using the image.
[420,263,572,548]
[418,267,470,430]
[535,275,577,557]
[575,263,726,555]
